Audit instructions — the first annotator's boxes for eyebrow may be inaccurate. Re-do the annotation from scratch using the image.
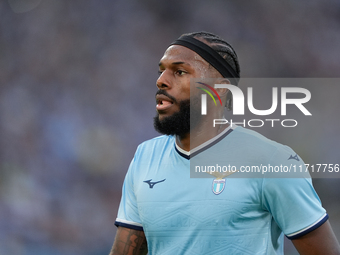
[158,61,188,67]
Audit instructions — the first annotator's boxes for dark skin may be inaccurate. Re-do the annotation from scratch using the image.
[292,221,340,254]
[110,44,340,255]
[109,227,147,255]
[156,45,229,151]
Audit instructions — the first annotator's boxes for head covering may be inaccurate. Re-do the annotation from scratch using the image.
[171,35,239,85]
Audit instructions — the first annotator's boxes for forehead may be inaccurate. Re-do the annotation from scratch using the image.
[159,45,207,67]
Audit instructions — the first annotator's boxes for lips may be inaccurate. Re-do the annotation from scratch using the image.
[156,94,174,111]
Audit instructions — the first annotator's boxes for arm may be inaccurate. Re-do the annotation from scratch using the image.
[109,227,148,255]
[292,220,340,255]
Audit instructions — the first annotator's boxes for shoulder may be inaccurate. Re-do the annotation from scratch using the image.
[126,135,176,178]
[231,126,284,148]
[137,135,175,151]
[230,125,297,159]
[132,135,175,161]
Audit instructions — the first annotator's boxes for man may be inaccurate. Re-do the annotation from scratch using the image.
[110,32,340,254]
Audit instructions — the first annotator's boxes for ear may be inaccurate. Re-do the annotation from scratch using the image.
[215,78,230,97]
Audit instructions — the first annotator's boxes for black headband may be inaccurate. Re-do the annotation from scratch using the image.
[171,36,239,85]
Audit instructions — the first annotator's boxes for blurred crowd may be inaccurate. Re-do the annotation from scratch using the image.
[1,0,340,254]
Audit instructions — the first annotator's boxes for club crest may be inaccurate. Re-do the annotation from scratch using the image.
[212,178,226,195]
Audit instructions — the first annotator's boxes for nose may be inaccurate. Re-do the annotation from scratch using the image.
[156,71,170,90]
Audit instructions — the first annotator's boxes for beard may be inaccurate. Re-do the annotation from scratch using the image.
[153,97,201,139]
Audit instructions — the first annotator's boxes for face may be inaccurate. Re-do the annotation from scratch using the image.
[154,45,211,137]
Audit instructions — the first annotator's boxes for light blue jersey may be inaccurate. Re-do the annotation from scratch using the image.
[115,125,327,255]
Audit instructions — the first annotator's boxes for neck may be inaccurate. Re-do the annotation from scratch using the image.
[176,115,228,152]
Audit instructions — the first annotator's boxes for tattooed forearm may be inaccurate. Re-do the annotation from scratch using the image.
[109,227,148,255]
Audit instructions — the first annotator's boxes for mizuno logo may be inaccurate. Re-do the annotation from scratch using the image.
[143,179,166,189]
[288,154,300,161]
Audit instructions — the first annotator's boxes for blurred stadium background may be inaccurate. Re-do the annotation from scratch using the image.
[1,0,339,254]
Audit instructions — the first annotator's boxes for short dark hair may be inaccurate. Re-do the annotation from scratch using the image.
[182,31,240,78]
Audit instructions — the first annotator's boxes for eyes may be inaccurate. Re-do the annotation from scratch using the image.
[158,69,187,76]
[175,70,187,76]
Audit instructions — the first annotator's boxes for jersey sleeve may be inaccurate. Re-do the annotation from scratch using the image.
[261,147,328,240]
[115,150,143,231]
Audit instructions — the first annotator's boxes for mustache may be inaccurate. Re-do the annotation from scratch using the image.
[155,90,178,104]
